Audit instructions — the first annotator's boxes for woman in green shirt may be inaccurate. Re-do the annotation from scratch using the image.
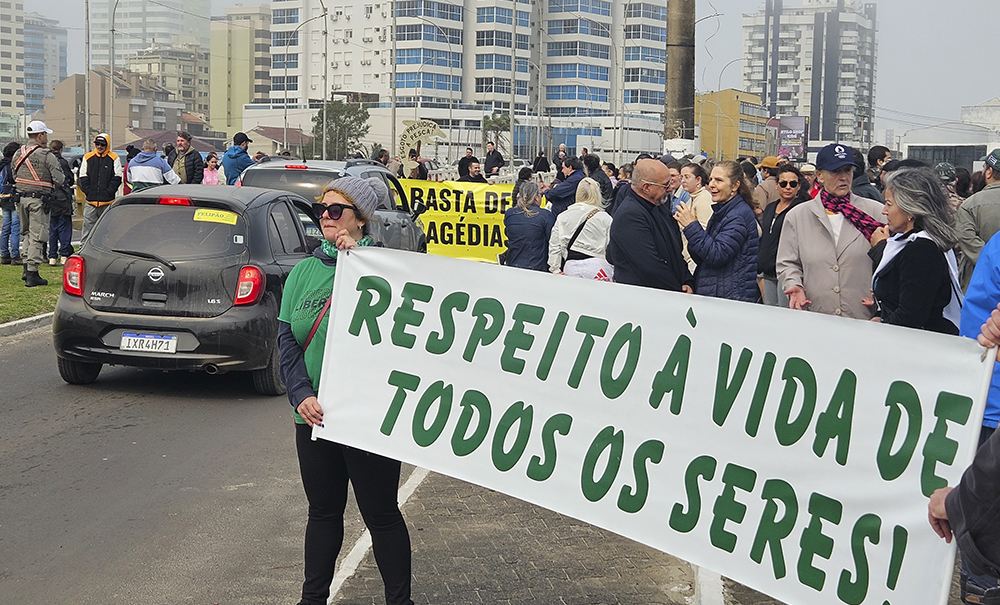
[277,176,414,605]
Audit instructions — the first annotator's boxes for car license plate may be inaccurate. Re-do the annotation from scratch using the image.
[120,332,178,354]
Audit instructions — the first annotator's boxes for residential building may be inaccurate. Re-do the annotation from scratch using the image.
[210,4,272,134]
[24,13,67,117]
[961,97,1000,134]
[128,44,211,117]
[90,0,210,67]
[696,89,768,161]
[245,0,672,165]
[35,68,185,148]
[247,125,313,158]
[741,0,878,150]
[0,1,25,120]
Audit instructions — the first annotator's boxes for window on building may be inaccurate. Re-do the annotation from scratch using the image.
[271,75,298,91]
[272,8,299,24]
[272,54,299,69]
[272,31,298,47]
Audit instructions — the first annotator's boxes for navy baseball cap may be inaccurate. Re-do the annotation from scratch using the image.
[815,143,855,172]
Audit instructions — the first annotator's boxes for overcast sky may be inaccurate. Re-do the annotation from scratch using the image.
[37,0,993,139]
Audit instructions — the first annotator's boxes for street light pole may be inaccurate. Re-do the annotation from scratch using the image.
[109,0,122,146]
[390,1,397,161]
[283,13,326,152]
[509,1,516,168]
[410,15,455,164]
[318,0,328,160]
[84,0,91,149]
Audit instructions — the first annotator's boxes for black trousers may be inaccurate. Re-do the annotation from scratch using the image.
[295,423,414,605]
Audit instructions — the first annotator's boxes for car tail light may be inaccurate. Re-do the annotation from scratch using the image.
[234,179,242,187]
[63,256,85,296]
[285,164,308,169]
[234,266,263,305]
[159,196,191,205]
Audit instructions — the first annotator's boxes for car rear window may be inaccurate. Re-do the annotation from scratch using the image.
[241,168,342,200]
[89,205,247,260]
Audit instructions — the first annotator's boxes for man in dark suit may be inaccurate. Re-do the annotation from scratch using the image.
[540,156,584,217]
[607,159,693,292]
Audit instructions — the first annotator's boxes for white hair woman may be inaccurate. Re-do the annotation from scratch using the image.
[870,167,962,333]
[547,177,614,280]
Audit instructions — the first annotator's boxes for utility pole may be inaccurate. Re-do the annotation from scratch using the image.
[390,1,397,161]
[509,1,516,167]
[319,0,328,160]
[664,0,694,141]
[84,0,91,150]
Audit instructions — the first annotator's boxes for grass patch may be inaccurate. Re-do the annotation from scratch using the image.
[0,263,65,324]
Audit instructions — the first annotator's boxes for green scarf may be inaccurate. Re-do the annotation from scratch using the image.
[320,235,373,259]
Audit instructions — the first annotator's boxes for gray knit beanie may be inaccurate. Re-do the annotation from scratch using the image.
[321,176,382,221]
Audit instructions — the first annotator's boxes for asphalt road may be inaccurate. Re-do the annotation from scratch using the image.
[0,326,372,604]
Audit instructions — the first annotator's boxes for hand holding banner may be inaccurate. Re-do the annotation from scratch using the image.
[315,248,992,605]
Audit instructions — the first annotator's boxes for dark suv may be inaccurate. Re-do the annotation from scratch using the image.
[237,158,427,252]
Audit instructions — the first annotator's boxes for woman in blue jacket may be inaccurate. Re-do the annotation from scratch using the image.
[674,160,760,302]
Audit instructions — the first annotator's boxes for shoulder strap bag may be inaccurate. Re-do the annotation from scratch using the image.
[561,208,600,271]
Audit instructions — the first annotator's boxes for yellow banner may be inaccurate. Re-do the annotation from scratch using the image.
[399,179,518,262]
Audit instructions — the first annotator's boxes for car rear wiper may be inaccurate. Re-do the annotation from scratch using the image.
[111,249,177,270]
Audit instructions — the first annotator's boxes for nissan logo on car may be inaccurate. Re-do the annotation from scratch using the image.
[147,267,165,283]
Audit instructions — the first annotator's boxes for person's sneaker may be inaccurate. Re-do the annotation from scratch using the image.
[24,270,48,287]
[11,256,23,266]
[48,258,58,266]
[0,256,9,265]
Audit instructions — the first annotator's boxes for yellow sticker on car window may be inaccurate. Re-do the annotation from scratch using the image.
[193,209,238,225]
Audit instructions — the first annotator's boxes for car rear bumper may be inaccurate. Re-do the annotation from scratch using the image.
[53,293,277,372]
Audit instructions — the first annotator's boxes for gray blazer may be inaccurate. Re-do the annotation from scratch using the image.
[776,194,886,319]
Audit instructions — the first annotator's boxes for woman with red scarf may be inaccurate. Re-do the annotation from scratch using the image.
[775,143,886,319]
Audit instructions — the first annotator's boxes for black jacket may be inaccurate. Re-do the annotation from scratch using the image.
[49,152,76,217]
[757,197,807,277]
[852,174,884,203]
[590,168,614,207]
[532,155,550,173]
[458,173,488,183]
[947,425,1000,578]
[869,233,958,334]
[607,187,693,291]
[484,149,505,175]
[0,157,12,211]
[167,148,205,184]
[79,151,122,203]
[457,155,478,179]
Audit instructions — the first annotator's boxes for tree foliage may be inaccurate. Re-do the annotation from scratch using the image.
[307,98,371,160]
[482,111,511,155]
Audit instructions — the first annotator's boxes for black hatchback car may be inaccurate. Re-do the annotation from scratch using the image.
[237,158,427,253]
[52,185,325,395]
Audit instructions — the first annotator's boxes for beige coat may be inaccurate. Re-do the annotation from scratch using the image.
[681,186,714,272]
[776,194,886,319]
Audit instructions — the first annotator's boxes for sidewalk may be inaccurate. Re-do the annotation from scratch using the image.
[333,470,699,605]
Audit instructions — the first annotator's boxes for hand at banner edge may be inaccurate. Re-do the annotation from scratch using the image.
[297,396,324,427]
[928,486,953,542]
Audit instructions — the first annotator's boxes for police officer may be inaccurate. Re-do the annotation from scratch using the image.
[13,120,65,287]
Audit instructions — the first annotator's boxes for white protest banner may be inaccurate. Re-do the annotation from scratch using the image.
[314,248,993,605]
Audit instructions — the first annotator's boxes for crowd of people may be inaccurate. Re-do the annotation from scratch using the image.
[9,116,1000,604]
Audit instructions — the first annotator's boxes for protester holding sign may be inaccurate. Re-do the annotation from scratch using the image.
[276,176,415,605]
[548,177,613,280]
[503,180,553,271]
[776,143,886,318]
[870,167,962,334]
[674,161,760,302]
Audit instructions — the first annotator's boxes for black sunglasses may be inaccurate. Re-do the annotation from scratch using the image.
[311,202,357,221]
[778,180,799,188]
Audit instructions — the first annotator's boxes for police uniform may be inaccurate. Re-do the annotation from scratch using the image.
[13,122,65,284]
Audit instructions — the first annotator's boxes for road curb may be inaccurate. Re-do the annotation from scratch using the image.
[0,312,53,338]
